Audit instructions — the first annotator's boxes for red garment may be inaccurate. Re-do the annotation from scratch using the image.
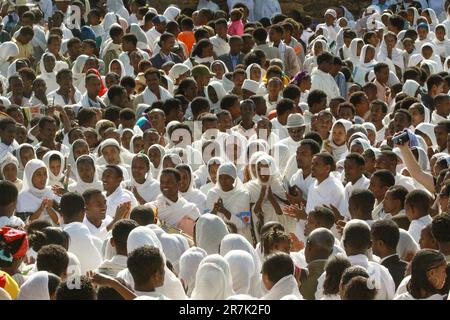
[0,227,28,259]
[86,68,108,97]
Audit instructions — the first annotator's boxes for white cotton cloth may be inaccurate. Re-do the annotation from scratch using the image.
[42,150,65,187]
[191,262,234,300]
[159,233,189,274]
[179,165,206,213]
[224,250,255,294]
[195,213,230,255]
[124,154,160,203]
[17,271,51,300]
[68,155,104,194]
[178,247,207,297]
[63,222,103,275]
[261,275,303,300]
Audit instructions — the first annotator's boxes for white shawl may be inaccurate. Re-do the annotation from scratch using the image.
[17,271,50,300]
[261,275,303,300]
[195,213,230,255]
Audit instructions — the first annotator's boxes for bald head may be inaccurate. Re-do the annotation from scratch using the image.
[305,227,335,263]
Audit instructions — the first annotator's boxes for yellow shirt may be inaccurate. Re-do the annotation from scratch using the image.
[0,271,19,300]
[13,38,33,60]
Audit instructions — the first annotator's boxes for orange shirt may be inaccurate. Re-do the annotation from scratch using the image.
[178,31,195,55]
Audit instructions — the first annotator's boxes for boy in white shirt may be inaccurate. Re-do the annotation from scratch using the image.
[405,190,433,243]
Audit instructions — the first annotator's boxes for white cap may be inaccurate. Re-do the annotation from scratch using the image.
[242,79,260,94]
[286,113,305,129]
[168,63,191,82]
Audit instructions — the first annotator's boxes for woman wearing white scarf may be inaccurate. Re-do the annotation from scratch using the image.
[176,164,206,213]
[37,52,58,94]
[164,6,181,22]
[245,155,292,238]
[377,32,405,74]
[423,8,440,32]
[16,143,36,180]
[17,271,60,300]
[118,226,187,299]
[159,233,189,274]
[129,134,143,154]
[206,162,252,242]
[67,139,90,174]
[353,44,377,86]
[97,138,131,179]
[16,159,59,225]
[220,233,263,296]
[350,137,372,154]
[210,60,229,81]
[42,150,65,187]
[191,262,234,300]
[0,41,19,77]
[415,123,438,147]
[1,155,22,192]
[178,247,207,297]
[68,155,103,194]
[147,144,166,180]
[328,119,352,162]
[124,154,160,203]
[348,38,364,70]
[432,24,450,60]
[198,156,223,196]
[245,63,267,94]
[129,23,150,51]
[194,213,229,255]
[71,54,89,94]
[108,59,126,79]
[402,79,421,98]
[207,81,227,113]
[106,0,130,22]
[303,39,327,74]
[407,7,420,28]
[224,250,255,295]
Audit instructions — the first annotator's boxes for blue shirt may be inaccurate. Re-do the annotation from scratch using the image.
[334,72,347,98]
[230,54,239,69]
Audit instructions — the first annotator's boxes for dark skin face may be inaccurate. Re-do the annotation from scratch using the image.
[393,112,411,132]
[0,123,16,145]
[77,161,95,183]
[434,125,449,150]
[344,158,364,184]
[40,121,57,143]
[132,157,149,184]
[311,156,330,183]
[288,126,305,142]
[85,192,107,226]
[102,168,123,195]
[145,73,160,93]
[160,172,179,201]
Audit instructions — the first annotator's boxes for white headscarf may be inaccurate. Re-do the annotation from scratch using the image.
[163,6,181,21]
[416,123,437,147]
[349,38,364,68]
[211,60,229,81]
[178,247,207,297]
[21,159,50,199]
[195,213,229,255]
[178,164,206,213]
[402,80,421,98]
[191,262,234,300]
[106,0,129,21]
[129,23,150,50]
[220,233,261,274]
[17,271,52,300]
[354,44,377,85]
[15,143,36,179]
[1,154,19,179]
[330,119,352,161]
[207,81,227,112]
[148,144,166,180]
[42,151,65,186]
[37,52,58,94]
[72,54,89,91]
[245,63,266,83]
[108,59,125,79]
[224,250,255,294]
[397,228,419,261]
[68,155,103,194]
[0,41,19,76]
[67,139,89,170]
[159,233,189,274]
[261,274,303,300]
[126,154,160,203]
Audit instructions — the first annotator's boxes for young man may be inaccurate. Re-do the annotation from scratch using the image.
[268,24,300,78]
[0,180,23,228]
[35,116,70,156]
[133,68,173,108]
[431,93,450,125]
[231,99,256,139]
[47,68,82,106]
[102,165,138,219]
[130,205,156,226]
[301,228,335,300]
[36,244,69,280]
[405,190,433,243]
[373,62,391,102]
[349,91,371,122]
[375,150,415,192]
[218,36,245,72]
[370,100,388,145]
[149,32,182,69]
[210,18,230,57]
[274,113,305,155]
[59,192,103,274]
[371,219,407,289]
[97,219,138,277]
[369,169,396,220]
[271,98,295,140]
[421,74,444,111]
[146,15,167,52]
[342,153,370,219]
[82,189,130,241]
[261,252,302,299]
[434,120,450,153]
[431,213,450,261]
[13,25,34,62]
[310,52,340,104]
[0,118,19,162]
[348,189,376,223]
[127,245,167,298]
[79,74,106,109]
[102,26,124,68]
[382,185,408,219]
[341,220,396,299]
[149,168,200,236]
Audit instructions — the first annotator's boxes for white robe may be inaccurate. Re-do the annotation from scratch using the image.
[149,194,200,227]
[105,186,138,218]
[260,275,303,300]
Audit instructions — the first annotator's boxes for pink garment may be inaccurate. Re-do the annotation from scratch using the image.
[228,20,244,36]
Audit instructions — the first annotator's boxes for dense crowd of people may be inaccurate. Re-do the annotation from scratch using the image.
[1,0,450,300]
